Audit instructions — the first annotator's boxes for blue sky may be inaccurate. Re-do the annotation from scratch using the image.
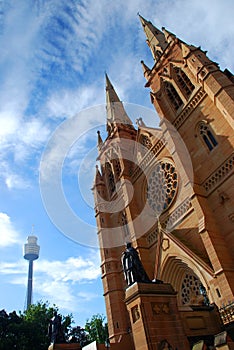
[0,0,234,327]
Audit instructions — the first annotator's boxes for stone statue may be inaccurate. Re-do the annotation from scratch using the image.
[199,283,210,306]
[48,311,66,344]
[121,242,151,286]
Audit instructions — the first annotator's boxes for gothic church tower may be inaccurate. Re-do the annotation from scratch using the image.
[139,15,234,304]
[93,74,137,348]
[93,16,234,348]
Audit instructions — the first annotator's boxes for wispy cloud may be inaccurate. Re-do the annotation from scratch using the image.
[35,255,100,282]
[144,0,234,72]
[0,213,22,247]
[45,85,104,120]
[0,250,101,311]
[1,0,233,192]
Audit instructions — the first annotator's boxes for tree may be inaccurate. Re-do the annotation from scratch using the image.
[0,301,76,350]
[85,314,108,344]
[21,301,57,349]
[0,309,24,349]
[0,303,107,349]
[67,325,89,346]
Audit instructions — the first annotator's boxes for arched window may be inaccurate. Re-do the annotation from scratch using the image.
[113,159,121,178]
[163,80,183,111]
[198,122,218,151]
[181,272,209,306]
[105,162,115,195]
[121,211,130,240]
[173,66,195,98]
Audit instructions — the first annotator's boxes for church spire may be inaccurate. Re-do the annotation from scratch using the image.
[139,14,168,61]
[141,60,151,77]
[97,130,103,152]
[105,74,133,135]
[105,73,121,105]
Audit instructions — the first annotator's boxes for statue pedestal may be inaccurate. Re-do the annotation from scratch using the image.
[48,344,81,350]
[125,282,190,350]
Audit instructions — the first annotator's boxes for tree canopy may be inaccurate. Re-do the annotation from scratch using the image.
[0,302,55,349]
[0,303,108,349]
[85,314,108,344]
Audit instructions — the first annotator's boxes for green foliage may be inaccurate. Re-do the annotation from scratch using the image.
[21,301,57,349]
[85,314,108,344]
[0,303,108,348]
[68,325,89,346]
[0,301,74,350]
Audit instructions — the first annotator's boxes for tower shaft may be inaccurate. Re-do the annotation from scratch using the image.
[23,235,40,310]
[26,260,33,310]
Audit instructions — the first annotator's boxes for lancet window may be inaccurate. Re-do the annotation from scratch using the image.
[105,162,115,195]
[198,122,218,151]
[173,66,195,98]
[163,80,183,111]
[121,211,130,240]
[113,159,121,178]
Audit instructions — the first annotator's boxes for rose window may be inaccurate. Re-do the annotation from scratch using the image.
[181,274,201,305]
[147,161,178,214]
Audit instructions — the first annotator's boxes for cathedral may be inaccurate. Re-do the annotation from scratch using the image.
[92,15,234,350]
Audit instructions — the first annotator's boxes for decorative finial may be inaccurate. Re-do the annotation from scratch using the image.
[141,60,151,75]
[97,130,103,150]
[136,117,146,127]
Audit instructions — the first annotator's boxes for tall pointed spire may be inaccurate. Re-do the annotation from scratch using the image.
[105,73,121,105]
[97,130,103,152]
[105,74,133,135]
[139,14,168,61]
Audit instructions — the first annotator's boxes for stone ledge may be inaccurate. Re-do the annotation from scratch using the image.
[125,282,176,303]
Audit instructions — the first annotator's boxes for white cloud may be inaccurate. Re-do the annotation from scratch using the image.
[46,85,104,120]
[0,3,44,138]
[76,291,99,302]
[5,173,30,190]
[19,119,50,147]
[0,250,101,311]
[0,161,31,190]
[36,255,100,283]
[0,213,22,247]
[34,252,101,310]
[1,0,233,190]
[0,112,20,142]
[148,0,234,72]
[36,279,76,309]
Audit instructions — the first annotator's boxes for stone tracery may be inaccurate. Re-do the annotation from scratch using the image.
[147,161,178,214]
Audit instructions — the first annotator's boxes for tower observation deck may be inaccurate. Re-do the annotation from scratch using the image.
[23,235,40,310]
